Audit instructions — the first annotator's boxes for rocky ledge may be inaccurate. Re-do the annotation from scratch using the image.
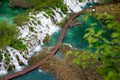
[9,0,33,9]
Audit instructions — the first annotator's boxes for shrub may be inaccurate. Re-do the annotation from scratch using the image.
[14,13,29,26]
[10,39,27,50]
[0,21,17,49]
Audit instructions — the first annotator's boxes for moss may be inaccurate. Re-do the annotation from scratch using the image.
[29,16,36,19]
[8,64,15,71]
[37,20,41,25]
[43,14,49,18]
[5,55,11,65]
[31,0,67,13]
[0,21,17,49]
[29,27,34,32]
[19,61,25,66]
[14,13,29,26]
[10,39,27,50]
[43,34,51,44]
[0,53,3,61]
[32,20,37,25]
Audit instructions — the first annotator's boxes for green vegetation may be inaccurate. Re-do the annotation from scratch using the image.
[29,47,83,80]
[8,64,15,71]
[29,27,34,32]
[0,53,3,61]
[10,39,27,50]
[43,34,51,44]
[99,0,120,3]
[0,21,27,50]
[5,54,11,65]
[14,12,29,26]
[57,14,70,27]
[31,0,67,13]
[0,21,17,49]
[67,3,120,80]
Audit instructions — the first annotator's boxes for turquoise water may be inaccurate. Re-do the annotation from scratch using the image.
[46,14,102,50]
[2,14,102,80]
[0,0,23,24]
[13,68,56,80]
[0,0,57,80]
[0,1,101,80]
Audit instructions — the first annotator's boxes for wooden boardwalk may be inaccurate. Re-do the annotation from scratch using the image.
[0,2,120,80]
[0,9,84,80]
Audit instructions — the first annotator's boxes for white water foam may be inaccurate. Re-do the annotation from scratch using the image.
[64,0,97,12]
[0,0,98,76]
[0,54,7,76]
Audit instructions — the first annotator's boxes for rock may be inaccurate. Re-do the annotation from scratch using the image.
[69,18,81,27]
[9,0,33,9]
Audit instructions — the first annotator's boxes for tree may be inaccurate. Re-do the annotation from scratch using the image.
[67,10,120,80]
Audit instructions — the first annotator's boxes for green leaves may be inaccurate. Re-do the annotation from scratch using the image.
[10,39,27,50]
[14,13,29,26]
[0,21,17,49]
[66,10,120,80]
[111,32,119,38]
[31,0,67,13]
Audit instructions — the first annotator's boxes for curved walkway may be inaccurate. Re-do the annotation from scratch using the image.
[0,2,120,80]
[0,8,84,80]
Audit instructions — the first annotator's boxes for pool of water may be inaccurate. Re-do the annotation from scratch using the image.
[46,14,102,50]
[0,1,101,80]
[0,0,24,24]
[0,0,57,80]
[10,14,102,80]
[13,68,56,80]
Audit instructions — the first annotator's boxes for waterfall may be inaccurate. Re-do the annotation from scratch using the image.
[0,54,7,76]
[64,0,98,12]
[0,0,98,76]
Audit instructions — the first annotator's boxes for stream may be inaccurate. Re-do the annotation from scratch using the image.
[0,0,98,80]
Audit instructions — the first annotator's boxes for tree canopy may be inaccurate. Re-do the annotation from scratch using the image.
[67,3,120,80]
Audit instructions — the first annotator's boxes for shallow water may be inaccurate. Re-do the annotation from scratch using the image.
[0,0,100,80]
[0,0,24,24]
[46,14,102,50]
[13,68,56,80]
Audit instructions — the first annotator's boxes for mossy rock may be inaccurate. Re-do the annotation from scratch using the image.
[0,53,3,61]
[29,27,34,32]
[43,34,51,44]
[8,64,15,71]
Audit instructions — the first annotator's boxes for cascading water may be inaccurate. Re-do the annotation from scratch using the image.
[64,0,98,12]
[0,8,64,76]
[0,0,97,76]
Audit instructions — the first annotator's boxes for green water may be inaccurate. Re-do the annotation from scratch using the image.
[13,68,56,80]
[0,1,101,80]
[46,14,102,50]
[0,0,23,24]
[13,14,102,80]
[0,0,57,80]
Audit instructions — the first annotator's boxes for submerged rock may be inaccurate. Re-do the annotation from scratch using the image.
[69,18,82,27]
[9,0,33,9]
